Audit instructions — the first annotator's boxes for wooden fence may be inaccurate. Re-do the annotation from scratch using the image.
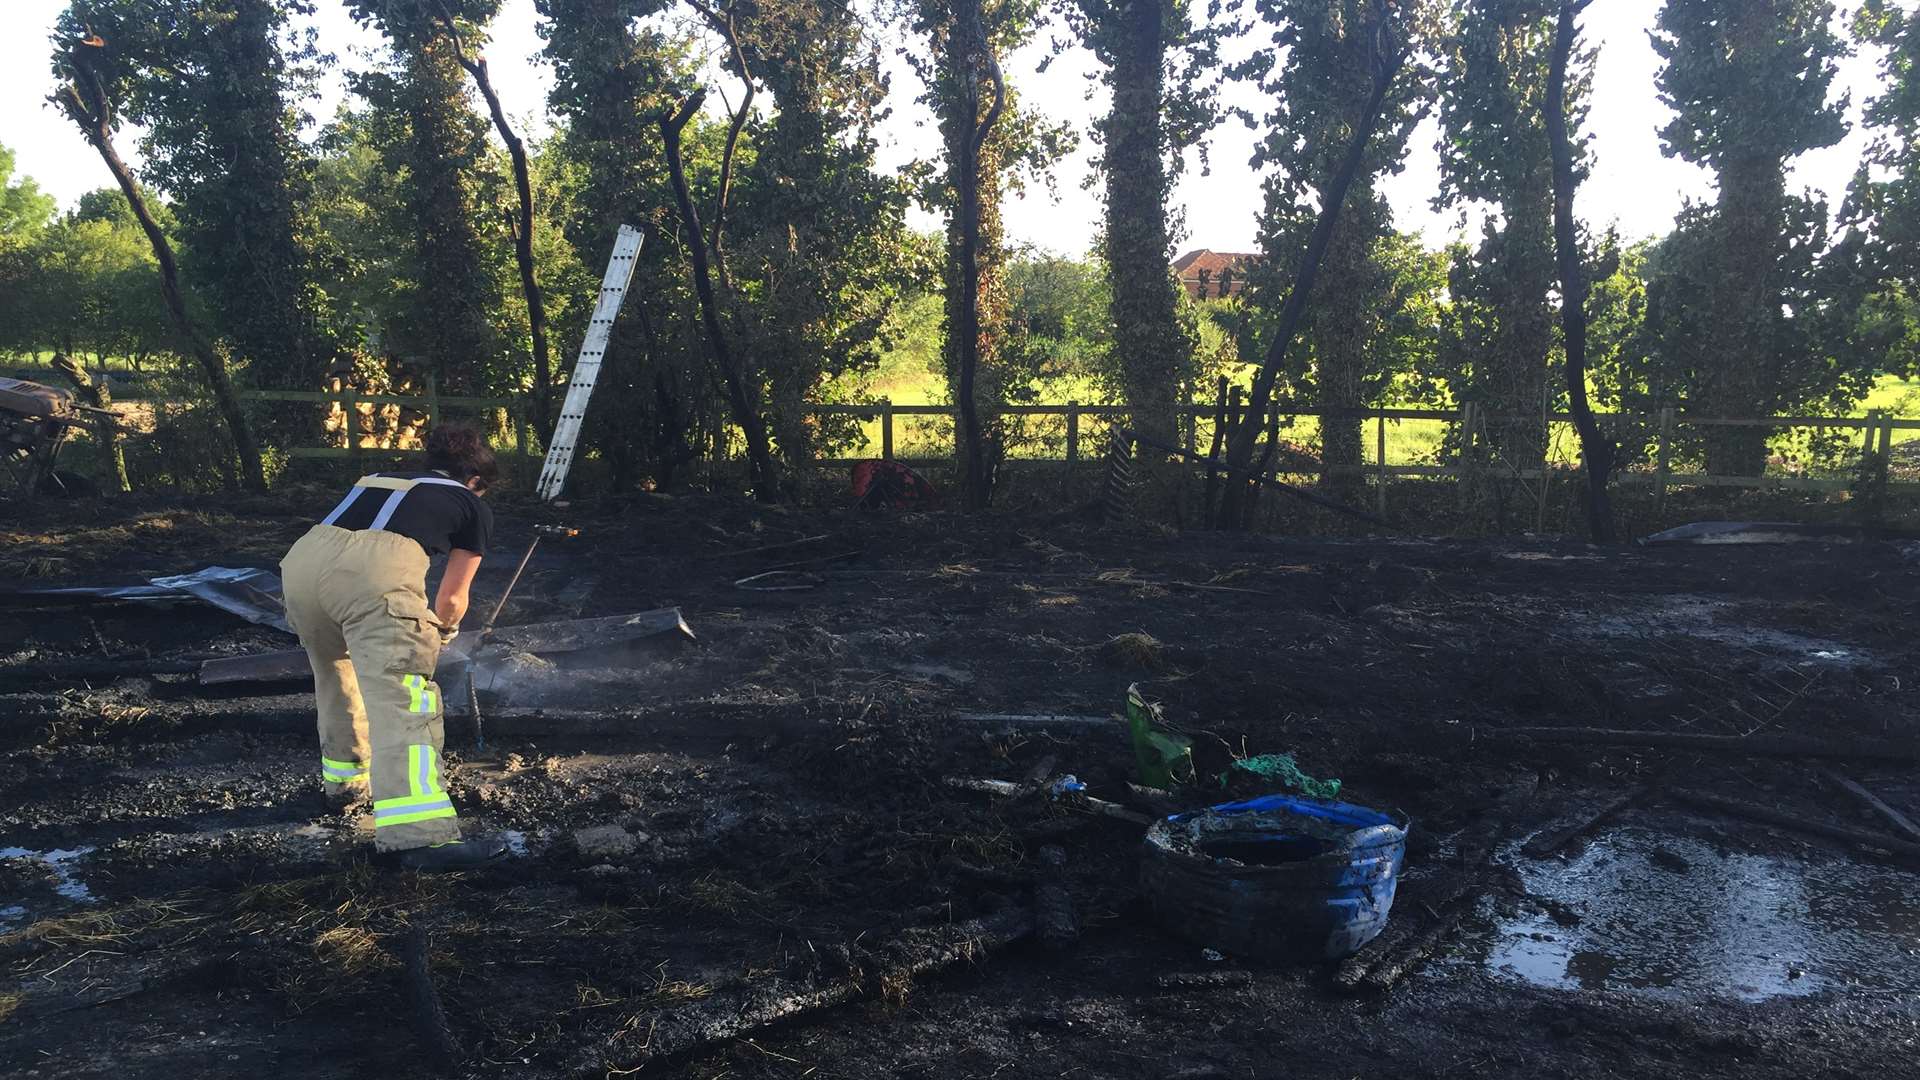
[218,390,1920,506]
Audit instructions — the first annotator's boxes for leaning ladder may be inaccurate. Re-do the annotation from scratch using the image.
[535,224,645,501]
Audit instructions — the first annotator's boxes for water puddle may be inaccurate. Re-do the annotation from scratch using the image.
[1559,595,1873,671]
[0,846,99,903]
[1483,827,1920,1001]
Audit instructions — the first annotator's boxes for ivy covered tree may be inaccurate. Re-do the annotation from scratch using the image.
[907,0,1071,507]
[1066,0,1227,452]
[1239,0,1431,493]
[345,1,506,396]
[1435,0,1587,463]
[54,1,336,396]
[1648,0,1849,474]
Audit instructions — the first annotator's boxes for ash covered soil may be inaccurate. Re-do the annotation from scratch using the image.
[2,491,1918,1079]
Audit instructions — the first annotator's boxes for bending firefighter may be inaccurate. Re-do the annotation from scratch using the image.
[281,425,507,871]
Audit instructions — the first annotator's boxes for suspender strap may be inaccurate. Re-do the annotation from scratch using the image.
[368,486,412,530]
[321,475,470,532]
[320,487,367,527]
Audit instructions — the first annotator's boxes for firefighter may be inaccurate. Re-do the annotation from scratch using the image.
[280,424,507,870]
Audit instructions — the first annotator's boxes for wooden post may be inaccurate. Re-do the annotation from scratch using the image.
[1375,407,1388,516]
[1065,401,1081,468]
[342,381,361,461]
[427,372,441,430]
[513,402,527,460]
[1654,406,1674,514]
[881,398,894,461]
[1456,401,1477,502]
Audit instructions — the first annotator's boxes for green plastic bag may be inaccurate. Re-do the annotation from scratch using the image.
[1225,753,1340,800]
[1126,684,1193,788]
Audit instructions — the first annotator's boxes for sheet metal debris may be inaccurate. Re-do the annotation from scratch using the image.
[3,566,291,633]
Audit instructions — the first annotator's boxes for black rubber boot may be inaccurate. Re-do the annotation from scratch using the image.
[379,834,510,872]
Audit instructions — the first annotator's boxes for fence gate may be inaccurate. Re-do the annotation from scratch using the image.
[535,224,644,501]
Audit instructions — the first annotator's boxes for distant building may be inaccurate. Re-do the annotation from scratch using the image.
[1173,249,1258,300]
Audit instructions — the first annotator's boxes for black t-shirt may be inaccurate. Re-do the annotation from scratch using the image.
[321,471,493,557]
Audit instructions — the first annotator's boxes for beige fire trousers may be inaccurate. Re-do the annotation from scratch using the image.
[281,524,459,851]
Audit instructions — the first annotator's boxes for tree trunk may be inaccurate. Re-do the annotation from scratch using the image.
[659,95,780,502]
[1547,0,1614,542]
[1217,40,1402,528]
[400,41,500,396]
[1313,205,1373,496]
[949,0,1008,511]
[52,352,130,492]
[1484,201,1556,464]
[434,2,555,441]
[1698,4,1788,477]
[57,51,266,492]
[1102,0,1188,457]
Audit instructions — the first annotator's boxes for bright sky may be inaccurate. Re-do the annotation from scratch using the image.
[0,0,1902,258]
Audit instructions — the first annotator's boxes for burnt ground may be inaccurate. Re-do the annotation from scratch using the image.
[1,489,1918,1079]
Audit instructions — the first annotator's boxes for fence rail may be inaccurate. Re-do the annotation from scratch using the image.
[167,390,1920,502]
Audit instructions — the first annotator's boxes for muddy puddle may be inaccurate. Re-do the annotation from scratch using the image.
[1,845,99,929]
[1558,594,1873,670]
[1472,826,1920,1001]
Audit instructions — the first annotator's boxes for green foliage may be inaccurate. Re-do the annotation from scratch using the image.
[344,2,508,393]
[1433,0,1590,454]
[0,145,58,246]
[710,0,926,471]
[1653,0,1847,173]
[1239,0,1434,475]
[1849,0,1920,363]
[1647,0,1856,473]
[904,0,1075,452]
[55,0,337,392]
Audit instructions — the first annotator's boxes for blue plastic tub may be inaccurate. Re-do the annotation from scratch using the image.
[1141,794,1408,961]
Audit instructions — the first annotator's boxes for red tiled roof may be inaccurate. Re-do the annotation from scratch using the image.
[1173,250,1259,299]
[1172,249,1256,276]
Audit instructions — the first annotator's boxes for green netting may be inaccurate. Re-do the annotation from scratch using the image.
[1225,753,1341,800]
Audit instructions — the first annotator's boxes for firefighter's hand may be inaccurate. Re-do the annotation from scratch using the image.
[437,623,460,650]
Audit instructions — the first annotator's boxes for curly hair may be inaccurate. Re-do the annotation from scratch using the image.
[424,424,501,492]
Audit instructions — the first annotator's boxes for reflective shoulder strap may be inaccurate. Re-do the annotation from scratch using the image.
[320,487,364,527]
[367,479,420,531]
[327,475,466,533]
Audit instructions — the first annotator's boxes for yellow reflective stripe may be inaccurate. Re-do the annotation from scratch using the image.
[408,743,425,798]
[321,756,367,772]
[403,675,438,715]
[374,804,456,827]
[373,786,454,827]
[375,791,451,811]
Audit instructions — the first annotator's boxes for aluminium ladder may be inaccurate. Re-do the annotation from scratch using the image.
[535,223,644,501]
